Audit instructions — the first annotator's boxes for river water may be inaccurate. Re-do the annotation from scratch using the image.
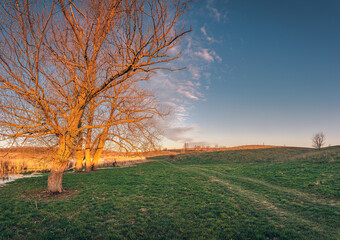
[0,173,43,186]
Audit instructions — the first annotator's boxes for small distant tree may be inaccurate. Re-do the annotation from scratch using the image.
[312,132,325,150]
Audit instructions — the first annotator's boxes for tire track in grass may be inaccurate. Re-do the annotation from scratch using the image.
[188,168,339,240]
[159,160,339,239]
[193,166,340,207]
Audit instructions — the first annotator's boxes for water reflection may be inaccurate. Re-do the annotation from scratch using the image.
[0,156,50,186]
[0,172,43,186]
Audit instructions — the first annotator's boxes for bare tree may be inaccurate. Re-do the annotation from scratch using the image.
[0,0,190,192]
[76,78,164,172]
[312,132,325,150]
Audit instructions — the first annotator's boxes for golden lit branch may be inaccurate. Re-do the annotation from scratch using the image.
[0,0,190,192]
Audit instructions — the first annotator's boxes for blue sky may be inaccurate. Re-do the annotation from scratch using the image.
[156,0,340,148]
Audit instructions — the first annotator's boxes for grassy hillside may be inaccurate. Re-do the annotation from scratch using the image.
[0,147,339,239]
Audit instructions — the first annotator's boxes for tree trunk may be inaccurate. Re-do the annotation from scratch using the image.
[75,138,84,172]
[91,149,102,171]
[75,148,83,172]
[85,106,94,172]
[92,131,108,171]
[85,148,92,172]
[92,146,103,171]
[47,162,68,193]
[47,136,73,193]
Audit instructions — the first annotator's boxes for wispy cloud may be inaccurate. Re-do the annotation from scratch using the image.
[200,26,216,42]
[167,45,181,56]
[208,6,221,22]
[144,16,225,141]
[206,0,228,23]
[147,69,202,123]
[177,88,199,100]
[194,48,222,63]
[188,65,201,80]
[194,48,214,62]
[200,26,207,36]
[160,122,214,147]
[211,50,222,62]
[162,126,195,142]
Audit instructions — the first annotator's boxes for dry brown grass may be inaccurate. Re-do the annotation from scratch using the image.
[0,147,158,176]
[0,147,52,177]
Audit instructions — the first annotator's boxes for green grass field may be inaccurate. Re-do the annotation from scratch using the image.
[1,147,339,239]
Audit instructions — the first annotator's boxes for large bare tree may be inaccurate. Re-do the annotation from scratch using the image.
[0,0,190,192]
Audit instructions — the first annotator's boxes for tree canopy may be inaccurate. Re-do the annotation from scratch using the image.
[0,0,190,192]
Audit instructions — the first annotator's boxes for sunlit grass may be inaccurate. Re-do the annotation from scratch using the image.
[0,147,339,239]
